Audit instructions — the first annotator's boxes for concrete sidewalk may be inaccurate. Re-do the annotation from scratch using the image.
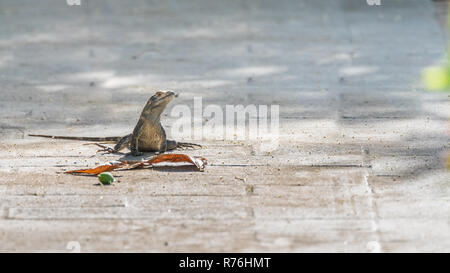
[0,0,449,252]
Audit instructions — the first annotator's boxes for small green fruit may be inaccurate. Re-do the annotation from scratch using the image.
[98,172,115,185]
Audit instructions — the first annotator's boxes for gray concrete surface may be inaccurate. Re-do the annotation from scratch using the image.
[0,0,449,252]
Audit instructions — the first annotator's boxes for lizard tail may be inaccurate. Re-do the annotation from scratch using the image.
[28,134,122,142]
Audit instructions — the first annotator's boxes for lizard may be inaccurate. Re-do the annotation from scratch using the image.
[29,90,200,155]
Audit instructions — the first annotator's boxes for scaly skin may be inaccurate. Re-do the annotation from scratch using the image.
[29,90,200,155]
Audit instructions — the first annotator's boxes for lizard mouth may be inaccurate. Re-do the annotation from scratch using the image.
[153,91,177,106]
[161,90,177,100]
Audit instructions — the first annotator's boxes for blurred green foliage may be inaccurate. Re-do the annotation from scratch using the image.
[422,66,450,91]
[422,3,450,93]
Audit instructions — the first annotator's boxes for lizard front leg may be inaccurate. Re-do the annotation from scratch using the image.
[130,131,145,156]
[95,134,132,154]
[113,134,132,152]
[130,138,144,156]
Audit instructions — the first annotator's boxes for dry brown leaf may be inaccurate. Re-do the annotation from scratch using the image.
[65,161,125,175]
[147,153,207,171]
[65,154,207,175]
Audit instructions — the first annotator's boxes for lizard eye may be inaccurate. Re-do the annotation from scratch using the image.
[155,91,163,96]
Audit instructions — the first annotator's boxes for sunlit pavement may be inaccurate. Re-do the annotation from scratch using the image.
[0,0,448,252]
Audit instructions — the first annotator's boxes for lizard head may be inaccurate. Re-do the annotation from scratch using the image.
[141,90,178,119]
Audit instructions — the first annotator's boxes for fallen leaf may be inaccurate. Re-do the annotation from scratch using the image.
[147,153,207,171]
[65,154,207,175]
[65,161,124,174]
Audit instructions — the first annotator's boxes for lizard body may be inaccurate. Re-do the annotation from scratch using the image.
[29,91,200,155]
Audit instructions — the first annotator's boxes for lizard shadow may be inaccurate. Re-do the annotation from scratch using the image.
[119,165,201,173]
[116,151,203,173]
[117,152,159,162]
